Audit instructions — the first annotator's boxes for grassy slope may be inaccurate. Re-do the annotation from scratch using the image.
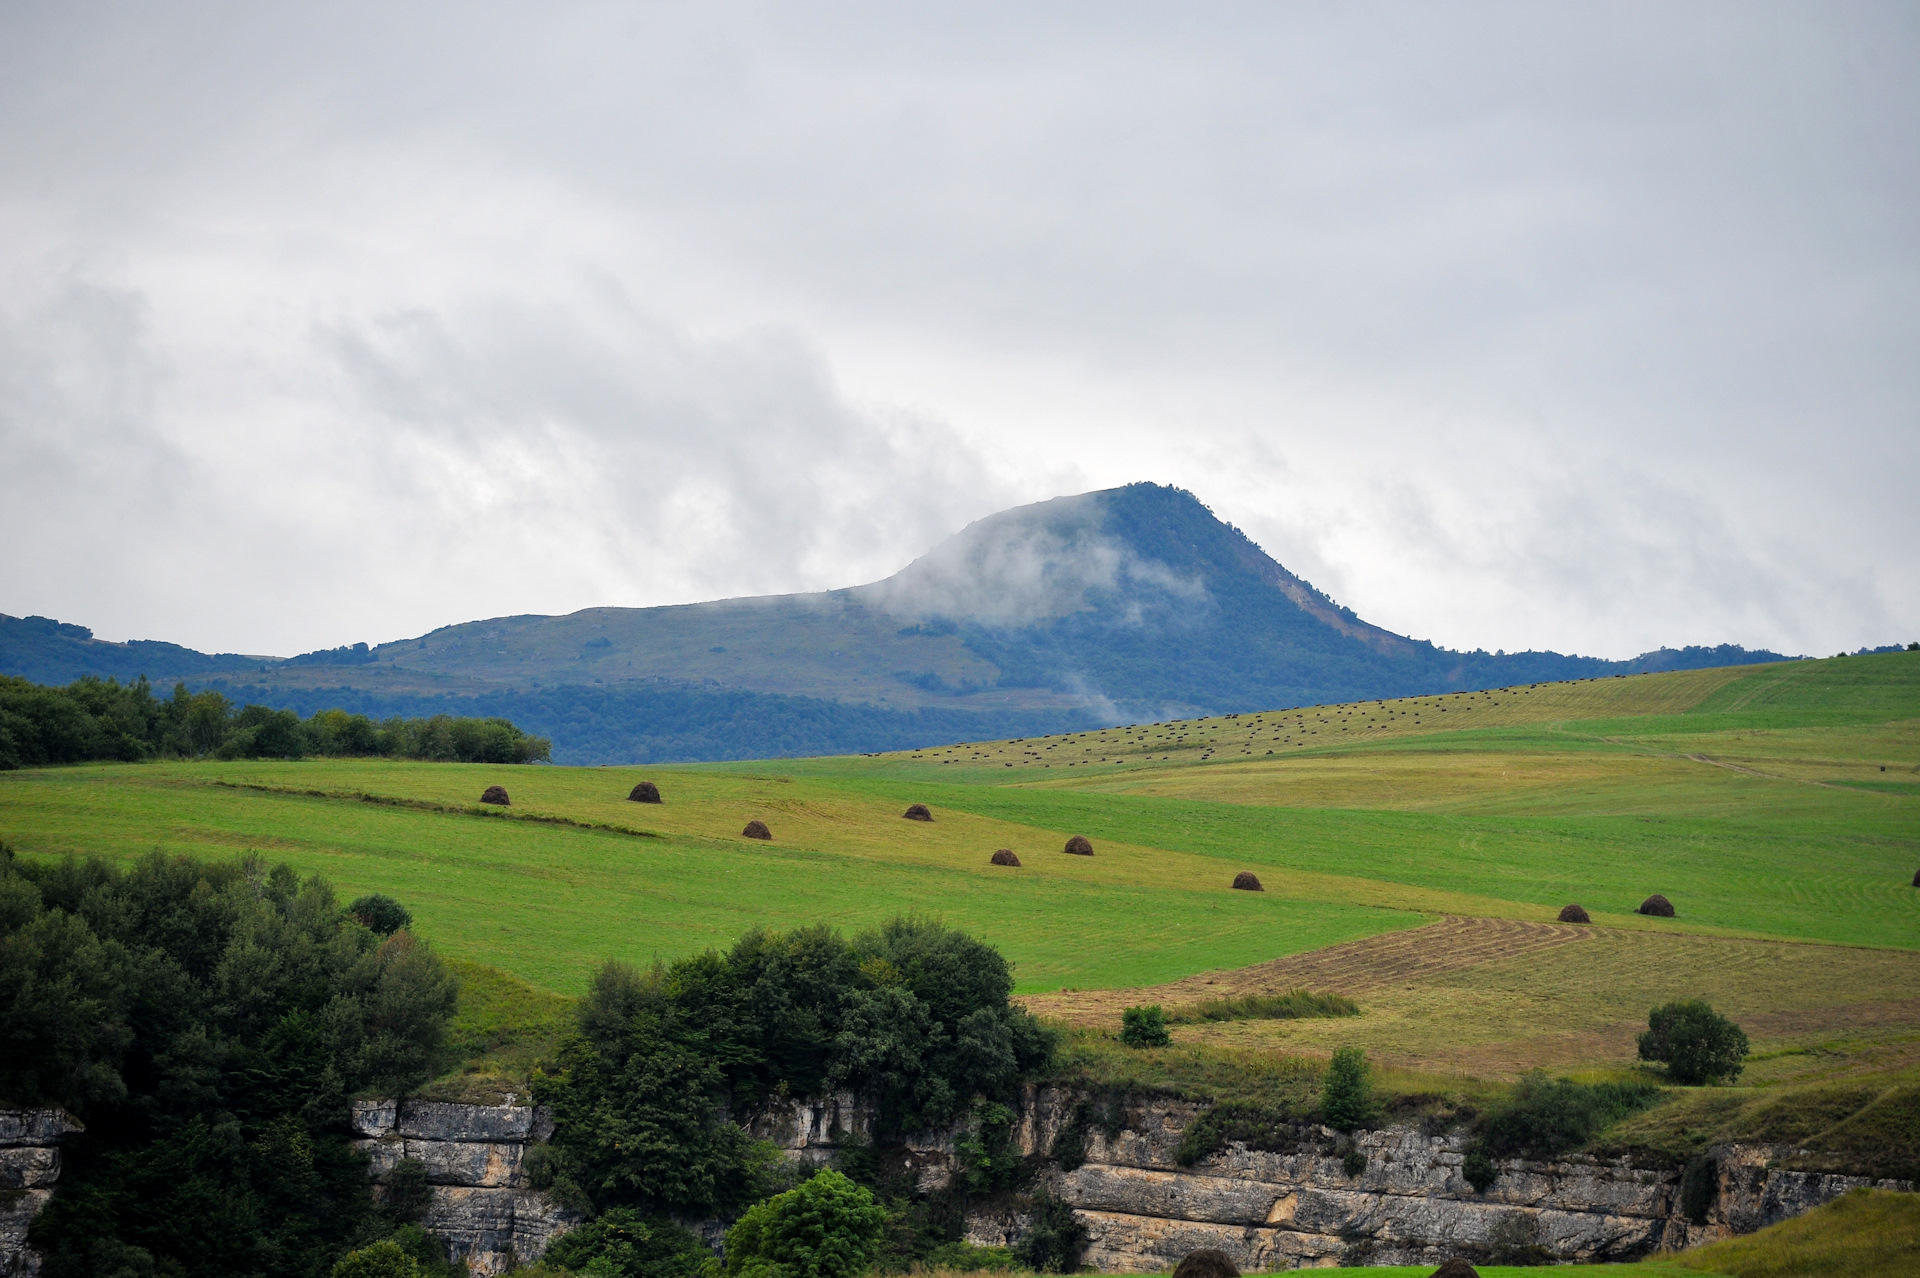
[1,655,1912,1002]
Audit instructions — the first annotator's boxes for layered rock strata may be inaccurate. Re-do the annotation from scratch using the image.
[352,1099,577,1276]
[0,1110,80,1278]
[1043,1094,1912,1271]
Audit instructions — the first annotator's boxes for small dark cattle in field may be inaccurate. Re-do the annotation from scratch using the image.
[903,803,933,821]
[742,820,772,840]
[1171,1250,1239,1278]
[628,781,662,803]
[1638,894,1676,918]
[1064,835,1094,856]
[1232,872,1263,891]
[991,849,1021,867]
[480,785,510,806]
[1558,904,1591,923]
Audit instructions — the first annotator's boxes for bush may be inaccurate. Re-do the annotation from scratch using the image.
[1175,1101,1303,1167]
[724,1170,888,1278]
[1012,1193,1088,1274]
[1638,1001,1749,1085]
[543,1209,713,1278]
[351,893,414,935]
[1120,1005,1170,1048]
[955,1102,1021,1193]
[332,1241,421,1278]
[1479,1073,1663,1159]
[1319,1048,1376,1132]
[1462,1148,1498,1193]
[1163,990,1358,1025]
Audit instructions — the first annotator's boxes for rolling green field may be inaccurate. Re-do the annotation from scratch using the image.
[1,653,1914,1018]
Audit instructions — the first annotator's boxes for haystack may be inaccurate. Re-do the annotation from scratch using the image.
[742,820,772,840]
[1170,1250,1239,1278]
[1913,868,1919,887]
[991,849,1022,867]
[1231,872,1263,891]
[1064,835,1094,856]
[480,785,510,806]
[1429,1260,1481,1278]
[1638,893,1675,917]
[628,781,662,804]
[1558,903,1591,923]
[903,803,933,822]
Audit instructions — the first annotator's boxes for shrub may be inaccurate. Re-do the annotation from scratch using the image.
[1120,1005,1170,1048]
[350,893,413,935]
[955,1102,1021,1193]
[724,1170,887,1278]
[920,1241,1016,1272]
[1462,1148,1498,1193]
[544,1208,713,1278]
[332,1241,421,1278]
[1479,1073,1663,1159]
[1638,1000,1749,1085]
[1164,990,1357,1025]
[1342,1148,1366,1178]
[1012,1193,1088,1274]
[1175,1101,1302,1167]
[1320,1048,1376,1132]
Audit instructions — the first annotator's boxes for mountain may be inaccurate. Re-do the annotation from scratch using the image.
[2,484,1800,762]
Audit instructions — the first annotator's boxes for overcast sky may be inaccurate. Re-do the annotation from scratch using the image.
[2,1,1914,660]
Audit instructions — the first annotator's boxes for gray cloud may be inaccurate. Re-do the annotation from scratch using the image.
[0,1,1913,657]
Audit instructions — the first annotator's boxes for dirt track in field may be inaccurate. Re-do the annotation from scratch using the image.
[1022,914,1593,1028]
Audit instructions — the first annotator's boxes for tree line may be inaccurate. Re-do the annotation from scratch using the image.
[0,675,550,769]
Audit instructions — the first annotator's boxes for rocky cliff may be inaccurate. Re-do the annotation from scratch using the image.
[747,1088,1910,1270]
[351,1099,578,1276]
[0,1110,80,1278]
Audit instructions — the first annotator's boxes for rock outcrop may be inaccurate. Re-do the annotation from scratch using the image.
[1029,1093,1912,1271]
[0,1110,80,1278]
[352,1099,577,1276]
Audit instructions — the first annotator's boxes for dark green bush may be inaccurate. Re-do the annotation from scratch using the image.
[956,1102,1021,1193]
[1012,1193,1088,1274]
[1638,1000,1749,1085]
[1463,1148,1498,1193]
[331,1241,421,1278]
[1479,1074,1663,1159]
[1320,1047,1376,1132]
[543,1208,714,1278]
[1120,1005,1170,1048]
[1176,1101,1304,1166]
[350,893,414,935]
[724,1169,888,1278]
[1164,990,1359,1024]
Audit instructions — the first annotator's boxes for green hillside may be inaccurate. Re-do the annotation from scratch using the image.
[3,653,1913,998]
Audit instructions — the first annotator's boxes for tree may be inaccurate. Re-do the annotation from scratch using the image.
[1120,1005,1169,1048]
[349,894,414,935]
[724,1170,887,1278]
[1320,1047,1376,1131]
[332,1241,422,1278]
[1638,1000,1749,1084]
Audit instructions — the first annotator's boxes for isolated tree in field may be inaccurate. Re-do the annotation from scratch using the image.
[349,893,413,935]
[1638,1000,1749,1084]
[1321,1046,1376,1131]
[1121,1004,1170,1048]
[724,1169,887,1278]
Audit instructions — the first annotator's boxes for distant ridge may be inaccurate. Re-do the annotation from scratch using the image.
[1,484,1811,762]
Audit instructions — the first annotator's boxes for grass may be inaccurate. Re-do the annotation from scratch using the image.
[1,653,1914,1079]
[1666,1187,1920,1277]
[1161,990,1359,1025]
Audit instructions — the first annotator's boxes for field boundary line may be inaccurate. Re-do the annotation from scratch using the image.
[197,779,667,840]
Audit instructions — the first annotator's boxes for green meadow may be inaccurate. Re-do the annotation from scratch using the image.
[1,653,1914,1004]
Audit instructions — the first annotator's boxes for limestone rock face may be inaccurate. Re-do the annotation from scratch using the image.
[1018,1093,1913,1272]
[0,1110,80,1278]
[352,1099,576,1276]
